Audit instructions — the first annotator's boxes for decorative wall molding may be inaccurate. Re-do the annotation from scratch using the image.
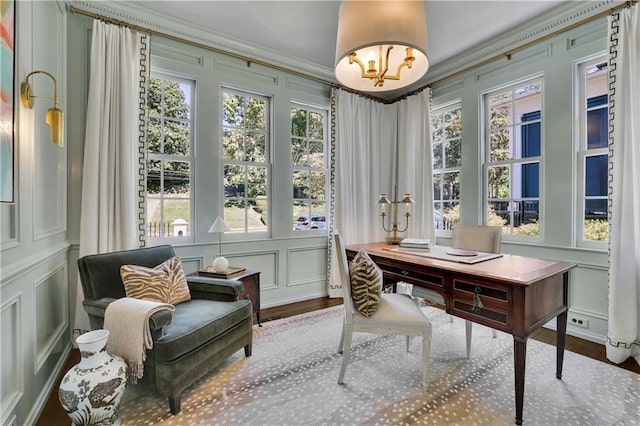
[223,249,279,291]
[287,246,327,287]
[33,264,68,374]
[69,0,336,83]
[216,61,279,85]
[0,294,23,422]
[151,40,205,66]
[179,255,205,271]
[0,241,70,286]
[23,343,72,426]
[426,0,624,87]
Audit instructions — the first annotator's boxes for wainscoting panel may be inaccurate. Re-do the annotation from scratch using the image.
[287,246,327,288]
[225,250,278,291]
[1,294,23,422]
[180,255,205,273]
[0,204,18,249]
[34,265,68,374]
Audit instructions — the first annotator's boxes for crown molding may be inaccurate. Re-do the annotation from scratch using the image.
[67,0,337,84]
[423,0,624,87]
[66,0,625,102]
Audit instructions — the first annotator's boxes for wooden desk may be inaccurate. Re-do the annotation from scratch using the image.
[346,242,576,425]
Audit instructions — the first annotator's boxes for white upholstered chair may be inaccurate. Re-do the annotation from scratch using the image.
[412,224,502,358]
[334,232,432,390]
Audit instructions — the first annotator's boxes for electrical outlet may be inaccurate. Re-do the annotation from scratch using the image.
[569,314,589,328]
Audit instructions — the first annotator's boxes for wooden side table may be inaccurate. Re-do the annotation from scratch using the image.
[188,269,261,326]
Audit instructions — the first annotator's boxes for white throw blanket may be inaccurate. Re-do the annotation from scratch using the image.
[104,297,175,383]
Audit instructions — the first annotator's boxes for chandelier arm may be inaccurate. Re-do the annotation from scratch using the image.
[348,54,370,79]
[379,45,392,80]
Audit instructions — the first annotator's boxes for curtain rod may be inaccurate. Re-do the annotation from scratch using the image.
[392,0,637,104]
[67,5,388,103]
[69,1,635,106]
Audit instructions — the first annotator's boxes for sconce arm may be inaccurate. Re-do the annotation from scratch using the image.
[21,70,59,109]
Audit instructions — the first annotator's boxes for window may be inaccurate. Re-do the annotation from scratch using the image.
[576,57,608,245]
[222,89,270,233]
[146,73,194,241]
[484,78,542,237]
[431,102,462,232]
[291,104,328,231]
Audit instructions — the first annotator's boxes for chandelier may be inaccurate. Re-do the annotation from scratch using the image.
[334,0,430,93]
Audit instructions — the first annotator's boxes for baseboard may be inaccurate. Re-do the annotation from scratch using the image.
[543,319,606,345]
[261,291,329,309]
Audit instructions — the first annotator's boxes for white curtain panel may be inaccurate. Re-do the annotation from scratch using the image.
[396,90,435,241]
[607,4,640,366]
[73,20,144,332]
[329,89,396,297]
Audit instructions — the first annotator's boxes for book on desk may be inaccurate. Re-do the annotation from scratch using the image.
[398,238,431,251]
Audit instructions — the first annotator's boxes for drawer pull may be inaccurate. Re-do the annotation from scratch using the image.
[401,270,409,276]
[472,287,484,313]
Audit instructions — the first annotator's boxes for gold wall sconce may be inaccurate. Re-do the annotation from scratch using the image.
[20,70,64,147]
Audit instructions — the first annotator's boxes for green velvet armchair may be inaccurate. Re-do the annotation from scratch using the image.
[77,245,253,414]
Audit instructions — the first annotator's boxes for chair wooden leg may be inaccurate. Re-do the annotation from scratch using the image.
[169,395,181,415]
[244,343,252,357]
[337,329,352,385]
[465,320,473,359]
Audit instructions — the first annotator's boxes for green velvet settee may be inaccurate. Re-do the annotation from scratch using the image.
[77,245,253,414]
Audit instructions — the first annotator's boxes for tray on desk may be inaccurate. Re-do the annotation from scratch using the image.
[197,266,246,278]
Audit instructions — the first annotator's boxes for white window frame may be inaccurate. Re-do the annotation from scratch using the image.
[146,71,195,245]
[220,87,271,236]
[291,101,329,235]
[431,100,462,237]
[481,75,544,242]
[575,53,608,249]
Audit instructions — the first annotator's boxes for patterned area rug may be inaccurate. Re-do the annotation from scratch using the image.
[119,306,640,425]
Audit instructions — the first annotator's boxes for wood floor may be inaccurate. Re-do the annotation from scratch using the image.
[37,297,638,424]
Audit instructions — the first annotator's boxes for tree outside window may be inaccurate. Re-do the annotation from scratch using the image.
[222,90,269,232]
[485,79,542,236]
[431,103,461,231]
[291,104,327,231]
[146,74,193,240]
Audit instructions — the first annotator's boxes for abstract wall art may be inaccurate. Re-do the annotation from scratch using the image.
[1,0,15,203]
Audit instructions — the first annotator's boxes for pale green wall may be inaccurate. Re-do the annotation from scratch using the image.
[0,1,70,424]
[0,1,618,423]
[65,13,333,314]
[431,18,610,342]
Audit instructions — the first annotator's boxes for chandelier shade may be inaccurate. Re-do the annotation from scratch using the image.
[334,0,429,92]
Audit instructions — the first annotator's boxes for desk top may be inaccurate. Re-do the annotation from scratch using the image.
[346,242,576,287]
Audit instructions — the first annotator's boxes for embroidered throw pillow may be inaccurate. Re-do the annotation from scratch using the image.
[120,256,191,305]
[348,250,382,317]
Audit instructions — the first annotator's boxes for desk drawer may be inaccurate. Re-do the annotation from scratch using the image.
[450,276,512,330]
[380,262,445,290]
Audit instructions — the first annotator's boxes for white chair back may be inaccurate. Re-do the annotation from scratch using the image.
[334,232,354,324]
[451,224,502,253]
